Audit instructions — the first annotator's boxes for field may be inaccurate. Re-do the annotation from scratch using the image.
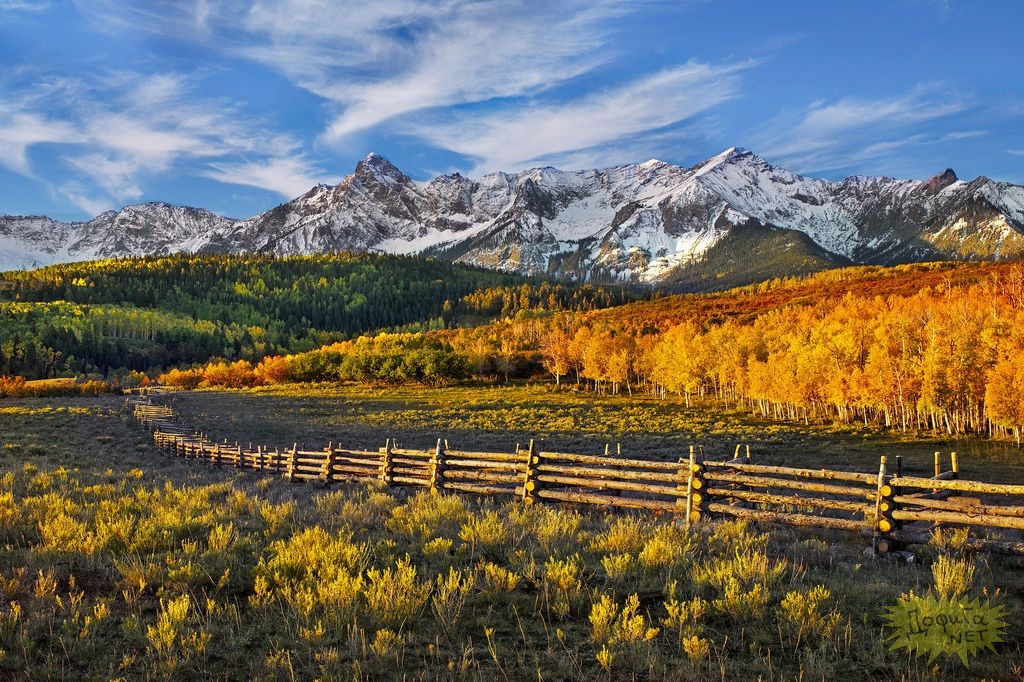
[2,389,1024,679]
[169,384,1024,483]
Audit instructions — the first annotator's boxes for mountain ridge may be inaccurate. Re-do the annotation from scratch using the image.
[3,148,1024,285]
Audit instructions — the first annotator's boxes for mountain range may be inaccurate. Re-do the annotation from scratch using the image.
[3,148,1023,288]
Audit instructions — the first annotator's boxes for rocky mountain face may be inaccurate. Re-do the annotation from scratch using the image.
[0,203,233,270]
[3,149,1024,286]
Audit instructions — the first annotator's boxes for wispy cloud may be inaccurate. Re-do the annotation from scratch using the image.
[57,180,116,218]
[0,0,50,10]
[203,157,340,198]
[64,153,144,201]
[412,61,751,174]
[1,68,334,213]
[755,85,970,174]
[314,1,624,142]
[64,1,753,181]
[0,108,80,175]
[0,72,85,175]
[72,1,654,148]
[71,0,231,39]
[939,130,986,142]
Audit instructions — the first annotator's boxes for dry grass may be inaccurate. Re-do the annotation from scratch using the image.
[1,393,1023,679]
[169,383,1024,482]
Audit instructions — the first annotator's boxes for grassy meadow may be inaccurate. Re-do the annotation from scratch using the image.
[1,389,1024,679]
[169,383,1024,483]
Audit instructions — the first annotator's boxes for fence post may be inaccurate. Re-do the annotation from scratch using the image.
[726,444,752,508]
[675,454,690,522]
[287,443,297,481]
[236,444,242,468]
[320,442,335,484]
[683,445,708,527]
[429,439,446,493]
[379,439,394,486]
[521,439,540,504]
[873,455,900,554]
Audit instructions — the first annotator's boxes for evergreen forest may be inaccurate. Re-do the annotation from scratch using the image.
[0,253,637,379]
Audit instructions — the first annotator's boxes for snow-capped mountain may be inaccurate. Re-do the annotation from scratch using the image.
[3,149,1024,285]
[1,203,233,270]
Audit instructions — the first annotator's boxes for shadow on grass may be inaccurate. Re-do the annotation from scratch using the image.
[167,384,1024,483]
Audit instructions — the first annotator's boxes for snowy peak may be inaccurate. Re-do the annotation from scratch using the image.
[353,153,409,186]
[693,146,759,173]
[719,146,755,162]
[922,168,959,195]
[3,149,1024,286]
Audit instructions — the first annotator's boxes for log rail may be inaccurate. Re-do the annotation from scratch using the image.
[125,389,1024,556]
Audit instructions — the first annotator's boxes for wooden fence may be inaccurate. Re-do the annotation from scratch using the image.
[127,391,1024,556]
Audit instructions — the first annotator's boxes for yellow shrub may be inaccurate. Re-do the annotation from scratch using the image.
[479,561,521,595]
[364,557,430,630]
[778,585,842,647]
[542,554,583,619]
[590,516,651,555]
[459,510,511,557]
[601,553,634,582]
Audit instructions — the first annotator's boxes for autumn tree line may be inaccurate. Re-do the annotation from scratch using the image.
[4,250,1024,442]
[546,267,1024,442]
[161,262,1024,443]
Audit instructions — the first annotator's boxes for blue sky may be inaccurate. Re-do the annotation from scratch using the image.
[1,0,1022,221]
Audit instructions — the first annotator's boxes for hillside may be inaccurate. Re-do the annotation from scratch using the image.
[583,258,1024,331]
[0,252,636,379]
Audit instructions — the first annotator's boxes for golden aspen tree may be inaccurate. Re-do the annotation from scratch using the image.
[541,326,574,386]
[568,326,593,387]
[985,358,1023,444]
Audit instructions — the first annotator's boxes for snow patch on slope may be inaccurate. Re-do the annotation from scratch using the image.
[4,149,1024,283]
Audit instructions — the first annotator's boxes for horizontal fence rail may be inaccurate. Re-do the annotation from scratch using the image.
[126,389,1024,556]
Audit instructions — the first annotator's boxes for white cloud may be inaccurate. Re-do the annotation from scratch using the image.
[60,73,269,205]
[0,0,50,10]
[0,109,80,175]
[57,180,115,217]
[203,157,340,198]
[74,0,633,143]
[30,1,752,210]
[193,0,213,32]
[65,1,749,179]
[64,153,143,200]
[1,67,335,214]
[71,0,234,39]
[755,85,970,173]
[413,61,751,174]
[939,130,986,142]
[312,1,623,141]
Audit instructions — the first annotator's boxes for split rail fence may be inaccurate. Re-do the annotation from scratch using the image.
[128,391,1024,556]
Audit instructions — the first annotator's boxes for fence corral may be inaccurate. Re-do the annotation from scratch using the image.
[127,390,1024,556]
